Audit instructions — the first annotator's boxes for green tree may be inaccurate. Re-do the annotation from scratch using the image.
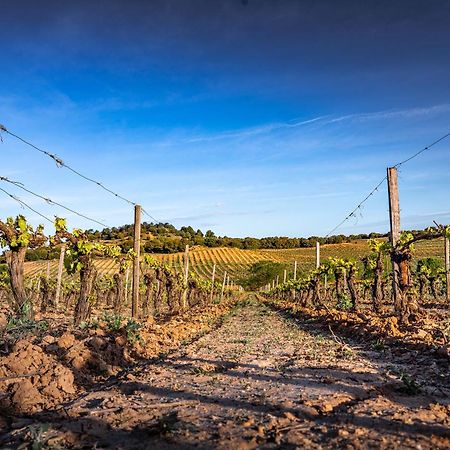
[241,261,286,290]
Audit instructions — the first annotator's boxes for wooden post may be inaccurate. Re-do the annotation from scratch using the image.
[220,271,227,301]
[210,263,216,302]
[387,167,401,307]
[55,245,65,308]
[272,279,275,289]
[131,204,141,318]
[184,245,189,284]
[125,267,130,305]
[283,269,287,283]
[182,244,190,309]
[276,275,279,286]
[316,241,320,269]
[445,233,450,303]
[293,261,297,281]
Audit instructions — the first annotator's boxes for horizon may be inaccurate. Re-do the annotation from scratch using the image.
[1,1,450,238]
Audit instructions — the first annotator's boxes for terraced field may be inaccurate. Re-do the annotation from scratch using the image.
[24,238,445,283]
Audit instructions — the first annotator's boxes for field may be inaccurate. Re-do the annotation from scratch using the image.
[24,238,446,283]
[3,237,447,449]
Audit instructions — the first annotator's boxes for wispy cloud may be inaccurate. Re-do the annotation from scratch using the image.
[180,103,450,144]
[184,116,328,143]
[326,103,450,125]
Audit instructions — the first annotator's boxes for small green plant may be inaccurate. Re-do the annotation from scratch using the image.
[337,293,353,311]
[102,312,123,331]
[125,318,142,344]
[372,339,386,352]
[6,315,48,341]
[78,318,100,330]
[398,371,422,395]
[19,424,52,450]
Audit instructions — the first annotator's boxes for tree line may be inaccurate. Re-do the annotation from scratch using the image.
[82,222,388,254]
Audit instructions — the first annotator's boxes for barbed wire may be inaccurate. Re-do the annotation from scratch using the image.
[0,124,160,223]
[0,186,53,224]
[325,130,450,237]
[0,176,109,228]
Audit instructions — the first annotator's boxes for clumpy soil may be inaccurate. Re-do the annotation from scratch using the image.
[1,295,449,449]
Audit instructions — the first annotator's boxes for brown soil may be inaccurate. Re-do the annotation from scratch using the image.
[1,295,449,449]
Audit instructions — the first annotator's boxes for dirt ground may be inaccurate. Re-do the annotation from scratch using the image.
[1,295,449,449]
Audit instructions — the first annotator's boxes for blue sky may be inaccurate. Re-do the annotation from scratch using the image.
[1,0,449,237]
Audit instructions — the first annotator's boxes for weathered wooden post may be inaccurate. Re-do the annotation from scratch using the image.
[184,245,189,284]
[220,270,227,301]
[276,275,279,286]
[131,204,141,318]
[283,269,287,283]
[125,267,130,305]
[445,232,450,303]
[182,244,189,309]
[210,263,216,302]
[55,244,65,308]
[387,167,401,309]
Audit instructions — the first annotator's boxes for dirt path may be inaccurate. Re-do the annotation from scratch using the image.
[4,295,450,449]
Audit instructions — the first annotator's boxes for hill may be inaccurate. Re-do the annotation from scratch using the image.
[24,238,445,283]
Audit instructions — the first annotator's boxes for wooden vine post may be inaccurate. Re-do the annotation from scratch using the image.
[131,204,141,318]
[55,244,66,308]
[445,231,450,302]
[210,263,216,302]
[316,241,320,268]
[220,270,227,301]
[182,244,189,309]
[387,167,401,309]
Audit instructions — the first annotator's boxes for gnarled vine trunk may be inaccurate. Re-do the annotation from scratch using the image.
[346,266,358,311]
[372,253,383,313]
[6,248,32,318]
[39,275,51,313]
[74,256,97,326]
[112,272,125,314]
[142,272,156,318]
[393,250,420,324]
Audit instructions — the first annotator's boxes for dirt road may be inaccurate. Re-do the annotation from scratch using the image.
[3,295,449,449]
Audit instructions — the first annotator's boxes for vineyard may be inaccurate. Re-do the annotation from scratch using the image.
[23,237,445,282]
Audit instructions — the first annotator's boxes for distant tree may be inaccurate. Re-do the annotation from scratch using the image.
[240,261,286,290]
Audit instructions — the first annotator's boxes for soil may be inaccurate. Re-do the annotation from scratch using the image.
[1,295,449,449]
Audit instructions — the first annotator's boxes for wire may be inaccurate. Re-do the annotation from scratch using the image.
[325,130,450,237]
[0,186,53,224]
[394,131,450,168]
[0,176,109,228]
[0,125,160,223]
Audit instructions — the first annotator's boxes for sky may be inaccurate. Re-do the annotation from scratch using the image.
[0,0,449,238]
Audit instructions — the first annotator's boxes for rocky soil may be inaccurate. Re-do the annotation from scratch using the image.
[1,295,449,449]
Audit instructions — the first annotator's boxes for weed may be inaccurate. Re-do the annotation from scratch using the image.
[5,315,48,342]
[78,318,99,330]
[232,338,249,345]
[372,339,386,351]
[337,293,353,311]
[19,424,54,450]
[102,312,123,331]
[398,371,422,395]
[125,318,142,344]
